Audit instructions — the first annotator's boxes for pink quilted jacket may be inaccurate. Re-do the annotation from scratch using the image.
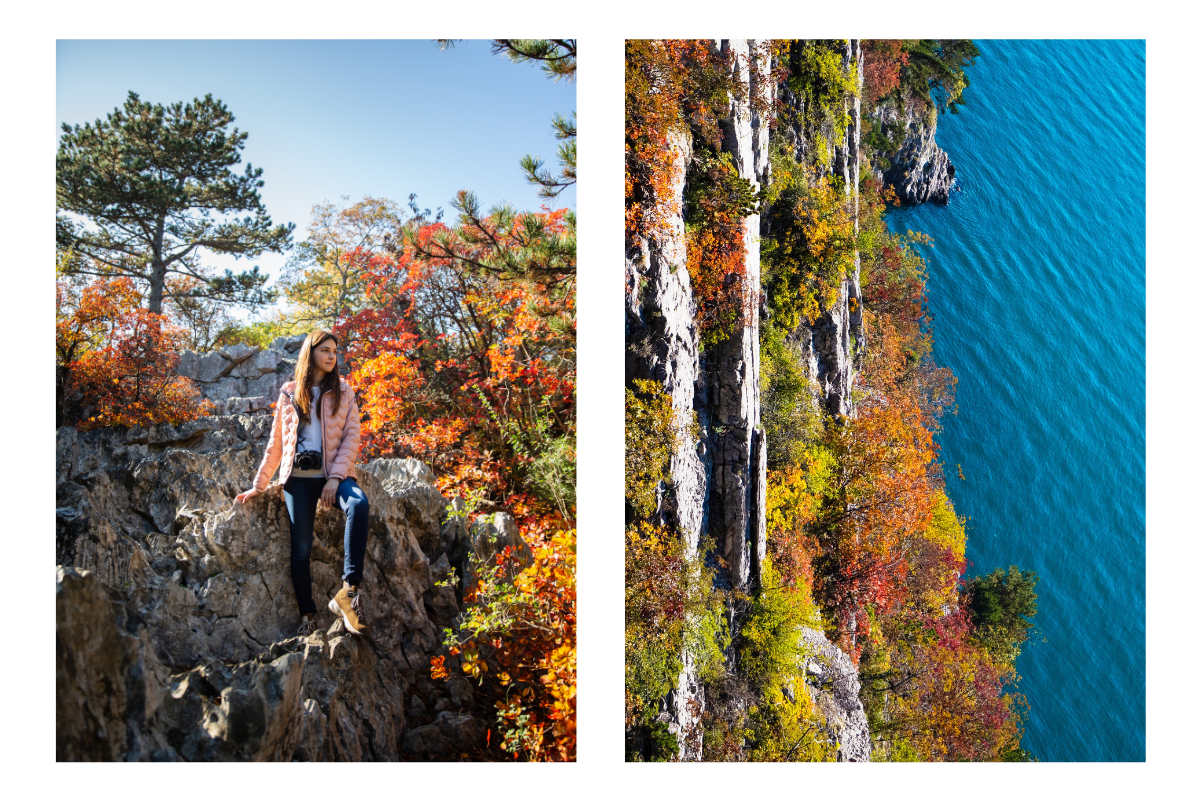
[252,377,362,491]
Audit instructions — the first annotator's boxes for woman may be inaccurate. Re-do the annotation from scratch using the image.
[235,330,371,637]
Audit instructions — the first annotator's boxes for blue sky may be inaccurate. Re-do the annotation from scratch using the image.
[56,39,576,311]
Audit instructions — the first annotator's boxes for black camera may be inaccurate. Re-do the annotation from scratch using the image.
[293,450,322,471]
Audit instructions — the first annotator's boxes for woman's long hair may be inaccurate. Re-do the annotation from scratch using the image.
[293,330,342,420]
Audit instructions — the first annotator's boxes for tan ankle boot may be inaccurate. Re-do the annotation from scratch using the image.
[328,582,369,635]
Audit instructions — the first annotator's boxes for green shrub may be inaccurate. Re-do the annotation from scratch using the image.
[738,560,820,691]
[760,137,806,211]
[624,379,678,520]
[529,434,577,519]
[898,40,979,115]
[625,526,730,723]
[683,148,759,231]
[762,173,859,331]
[761,318,821,468]
[645,720,679,762]
[746,683,836,761]
[966,566,1039,664]
[872,738,921,761]
[784,40,857,166]
[213,317,301,350]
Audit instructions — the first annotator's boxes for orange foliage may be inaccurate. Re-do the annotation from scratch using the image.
[335,215,575,517]
[437,526,576,761]
[56,276,211,429]
[862,40,909,106]
[884,608,1024,761]
[326,208,575,761]
[817,395,937,660]
[625,39,738,239]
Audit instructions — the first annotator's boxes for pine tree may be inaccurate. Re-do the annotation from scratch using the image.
[492,40,577,199]
[56,91,294,314]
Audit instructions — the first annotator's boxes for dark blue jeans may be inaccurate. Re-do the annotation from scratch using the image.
[283,476,370,615]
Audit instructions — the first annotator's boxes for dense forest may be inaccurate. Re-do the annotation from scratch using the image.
[625,39,1039,762]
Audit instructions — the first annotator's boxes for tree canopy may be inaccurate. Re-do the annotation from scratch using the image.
[56,91,294,313]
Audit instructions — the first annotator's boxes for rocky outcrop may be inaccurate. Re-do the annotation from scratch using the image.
[707,39,769,594]
[778,39,865,420]
[625,124,706,554]
[800,627,870,762]
[176,335,305,416]
[865,94,955,205]
[56,418,519,761]
[625,117,709,760]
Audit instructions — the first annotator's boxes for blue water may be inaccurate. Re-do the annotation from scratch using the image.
[886,40,1146,762]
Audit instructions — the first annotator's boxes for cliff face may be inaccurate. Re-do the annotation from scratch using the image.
[706,38,770,597]
[626,39,771,760]
[780,40,866,420]
[55,403,524,761]
[625,121,709,759]
[865,94,956,205]
[626,39,872,761]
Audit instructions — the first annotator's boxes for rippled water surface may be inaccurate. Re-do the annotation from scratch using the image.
[886,39,1145,761]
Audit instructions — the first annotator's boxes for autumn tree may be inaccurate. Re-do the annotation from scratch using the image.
[861,40,908,106]
[763,171,859,332]
[57,91,293,314]
[402,39,577,759]
[281,194,437,329]
[434,524,577,760]
[336,209,574,514]
[625,39,740,237]
[876,609,1024,761]
[402,191,576,295]
[57,274,210,429]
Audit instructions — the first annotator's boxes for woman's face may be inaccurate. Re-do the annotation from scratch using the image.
[312,339,338,376]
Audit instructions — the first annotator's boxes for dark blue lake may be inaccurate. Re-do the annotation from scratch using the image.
[886,39,1146,762]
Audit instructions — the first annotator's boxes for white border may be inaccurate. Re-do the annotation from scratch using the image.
[12,0,1192,794]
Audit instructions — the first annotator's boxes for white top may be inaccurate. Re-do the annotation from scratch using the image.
[292,387,325,478]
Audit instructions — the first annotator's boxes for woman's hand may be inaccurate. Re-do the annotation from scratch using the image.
[235,488,261,504]
[320,478,341,510]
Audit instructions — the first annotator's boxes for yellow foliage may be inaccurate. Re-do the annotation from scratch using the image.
[924,490,967,561]
[747,683,837,762]
[765,446,835,538]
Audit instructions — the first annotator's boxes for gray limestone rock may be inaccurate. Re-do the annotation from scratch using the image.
[203,377,249,403]
[219,396,274,417]
[800,626,871,762]
[56,565,170,762]
[269,335,307,354]
[191,351,236,383]
[231,348,282,379]
[54,417,506,761]
[244,371,285,400]
[58,566,412,762]
[177,350,201,381]
[218,343,258,365]
[866,91,956,205]
[705,39,767,596]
